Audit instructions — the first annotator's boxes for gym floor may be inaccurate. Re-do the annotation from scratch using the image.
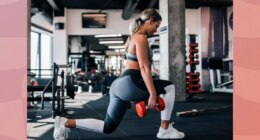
[27,92,232,140]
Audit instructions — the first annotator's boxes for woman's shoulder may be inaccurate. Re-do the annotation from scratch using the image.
[132,34,147,43]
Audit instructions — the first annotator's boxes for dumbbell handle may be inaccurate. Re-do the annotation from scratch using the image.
[186,72,200,77]
[189,49,199,53]
[136,97,165,118]
[187,84,201,89]
[189,43,198,47]
[189,55,199,59]
[186,78,200,82]
[145,103,160,109]
[189,60,200,65]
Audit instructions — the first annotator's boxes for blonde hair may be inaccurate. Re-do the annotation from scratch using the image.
[129,9,162,35]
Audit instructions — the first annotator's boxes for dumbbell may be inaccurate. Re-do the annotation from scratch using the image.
[189,54,199,59]
[189,49,199,53]
[135,97,165,118]
[189,43,198,47]
[186,77,200,83]
[186,72,200,77]
[189,60,200,65]
[187,84,201,89]
[189,43,198,48]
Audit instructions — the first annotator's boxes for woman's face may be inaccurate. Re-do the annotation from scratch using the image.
[147,20,161,37]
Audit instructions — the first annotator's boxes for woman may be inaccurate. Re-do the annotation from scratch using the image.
[54,9,185,139]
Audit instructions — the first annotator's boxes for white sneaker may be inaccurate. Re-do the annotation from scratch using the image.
[53,116,60,138]
[53,117,70,140]
[157,122,185,139]
[167,122,185,138]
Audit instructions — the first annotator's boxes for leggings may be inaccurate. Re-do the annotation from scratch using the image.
[76,69,176,133]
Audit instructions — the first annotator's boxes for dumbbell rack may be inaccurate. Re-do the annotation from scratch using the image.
[186,34,201,99]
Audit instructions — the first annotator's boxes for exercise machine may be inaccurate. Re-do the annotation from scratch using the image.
[208,57,233,93]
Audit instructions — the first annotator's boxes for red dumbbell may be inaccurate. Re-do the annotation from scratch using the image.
[189,54,199,59]
[186,78,200,83]
[186,72,200,77]
[136,97,165,118]
[189,43,198,48]
[189,60,200,65]
[189,49,199,53]
[187,84,201,89]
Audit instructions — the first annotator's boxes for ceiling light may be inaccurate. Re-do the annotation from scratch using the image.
[108,45,125,49]
[100,41,124,44]
[95,34,122,38]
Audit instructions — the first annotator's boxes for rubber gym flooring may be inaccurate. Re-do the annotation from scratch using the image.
[27,92,232,140]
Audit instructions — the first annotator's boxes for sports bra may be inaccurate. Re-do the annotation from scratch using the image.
[126,36,153,67]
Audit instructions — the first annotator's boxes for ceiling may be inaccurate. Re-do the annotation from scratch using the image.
[31,0,233,52]
[53,0,233,10]
[31,0,233,21]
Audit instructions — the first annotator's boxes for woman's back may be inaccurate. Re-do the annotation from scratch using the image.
[124,34,149,71]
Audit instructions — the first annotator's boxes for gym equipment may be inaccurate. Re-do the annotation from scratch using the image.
[27,63,75,118]
[189,49,199,53]
[189,60,199,65]
[176,106,232,117]
[186,77,200,83]
[186,34,202,99]
[189,43,198,48]
[66,74,76,99]
[186,72,200,77]
[102,74,117,95]
[187,84,201,89]
[135,97,165,118]
[189,54,199,59]
[208,57,233,93]
[42,63,72,117]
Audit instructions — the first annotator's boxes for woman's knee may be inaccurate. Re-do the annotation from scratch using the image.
[103,99,128,133]
[164,84,175,93]
[103,115,118,133]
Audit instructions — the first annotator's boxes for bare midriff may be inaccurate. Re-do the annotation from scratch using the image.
[124,60,140,70]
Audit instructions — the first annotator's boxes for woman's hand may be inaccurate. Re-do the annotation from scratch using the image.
[148,94,157,109]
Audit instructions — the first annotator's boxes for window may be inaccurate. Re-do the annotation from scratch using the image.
[30,32,53,77]
[41,34,52,77]
[30,32,40,75]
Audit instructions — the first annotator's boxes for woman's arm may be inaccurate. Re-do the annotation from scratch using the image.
[135,35,157,108]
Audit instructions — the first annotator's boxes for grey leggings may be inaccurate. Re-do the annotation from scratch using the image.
[103,69,173,133]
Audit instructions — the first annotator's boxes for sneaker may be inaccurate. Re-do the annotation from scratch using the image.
[156,122,185,139]
[167,122,185,138]
[53,117,70,140]
[53,116,60,138]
